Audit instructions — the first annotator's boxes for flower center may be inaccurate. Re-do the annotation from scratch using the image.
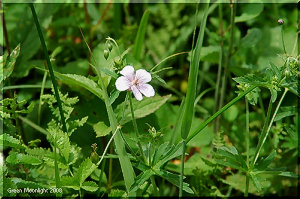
[131,78,139,86]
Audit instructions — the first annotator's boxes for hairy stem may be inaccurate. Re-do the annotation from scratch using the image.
[245,99,250,197]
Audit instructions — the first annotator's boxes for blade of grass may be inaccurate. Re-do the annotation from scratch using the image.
[30,4,67,133]
[180,2,210,196]
[2,84,50,90]
[133,10,149,61]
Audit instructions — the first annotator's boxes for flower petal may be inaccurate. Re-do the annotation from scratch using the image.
[136,69,152,83]
[115,76,130,91]
[131,85,143,101]
[138,83,155,97]
[120,65,135,81]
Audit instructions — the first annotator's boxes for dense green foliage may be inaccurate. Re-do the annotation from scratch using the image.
[1,2,298,197]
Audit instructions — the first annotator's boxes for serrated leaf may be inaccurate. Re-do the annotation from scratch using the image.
[93,121,112,137]
[61,176,80,190]
[235,4,264,23]
[6,152,42,165]
[47,128,71,162]
[76,158,97,186]
[116,94,171,124]
[81,181,98,192]
[0,133,26,149]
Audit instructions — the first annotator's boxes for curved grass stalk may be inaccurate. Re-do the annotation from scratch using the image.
[186,86,256,144]
[251,88,288,167]
[38,72,48,125]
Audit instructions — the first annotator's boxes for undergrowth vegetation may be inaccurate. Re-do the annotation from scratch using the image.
[0,1,298,197]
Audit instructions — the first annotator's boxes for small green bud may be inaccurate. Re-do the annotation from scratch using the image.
[107,42,113,51]
[285,68,290,78]
[104,50,109,60]
[90,152,99,164]
[114,57,123,69]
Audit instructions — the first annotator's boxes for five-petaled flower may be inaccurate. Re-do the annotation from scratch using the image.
[115,65,155,101]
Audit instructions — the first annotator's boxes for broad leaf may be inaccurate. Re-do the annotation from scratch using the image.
[0,44,20,83]
[129,169,154,192]
[93,121,112,137]
[81,181,98,192]
[76,158,97,186]
[116,95,171,124]
[6,152,42,165]
[235,4,264,23]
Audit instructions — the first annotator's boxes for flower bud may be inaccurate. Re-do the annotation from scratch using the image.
[285,68,290,78]
[277,19,284,25]
[107,42,113,51]
[104,50,109,60]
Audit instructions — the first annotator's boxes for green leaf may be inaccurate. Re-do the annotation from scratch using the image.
[93,121,112,137]
[249,173,263,192]
[0,133,26,150]
[155,142,184,168]
[133,10,150,61]
[76,158,97,186]
[255,150,276,171]
[154,169,194,194]
[181,3,209,139]
[81,181,98,192]
[109,89,120,105]
[240,28,262,48]
[0,44,20,83]
[129,169,154,192]
[54,72,103,100]
[274,106,297,121]
[116,95,171,124]
[235,4,264,23]
[214,146,247,171]
[60,176,80,190]
[47,127,71,162]
[6,152,42,165]
[223,105,239,122]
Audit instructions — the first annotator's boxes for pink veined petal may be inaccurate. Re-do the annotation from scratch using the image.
[120,65,135,81]
[131,85,143,101]
[138,83,155,97]
[135,69,152,83]
[115,76,131,91]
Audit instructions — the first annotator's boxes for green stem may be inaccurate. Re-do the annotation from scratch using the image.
[129,95,147,163]
[252,88,288,167]
[215,2,236,133]
[179,140,186,197]
[30,4,67,133]
[38,72,48,125]
[214,3,224,134]
[245,99,250,197]
[245,174,250,197]
[150,176,159,196]
[1,3,11,54]
[2,84,50,90]
[80,27,136,196]
[186,86,256,144]
[245,99,250,167]
[281,25,287,56]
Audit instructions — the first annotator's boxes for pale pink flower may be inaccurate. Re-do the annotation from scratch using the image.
[115,65,155,101]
